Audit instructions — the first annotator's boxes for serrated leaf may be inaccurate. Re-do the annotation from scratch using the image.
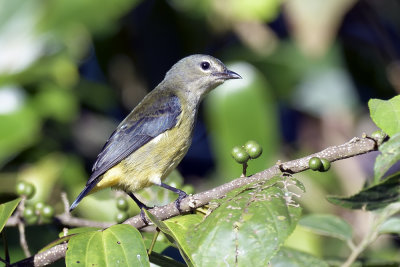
[270,247,329,267]
[299,214,352,241]
[378,217,400,235]
[327,172,400,210]
[0,198,21,233]
[374,132,400,183]
[185,184,301,267]
[66,224,149,267]
[369,96,400,137]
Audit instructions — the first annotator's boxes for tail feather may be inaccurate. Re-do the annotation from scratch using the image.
[69,179,99,212]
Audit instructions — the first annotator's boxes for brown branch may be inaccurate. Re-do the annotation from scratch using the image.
[55,214,114,229]
[6,194,113,229]
[54,192,114,229]
[11,136,378,266]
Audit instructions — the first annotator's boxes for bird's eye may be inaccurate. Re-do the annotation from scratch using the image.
[201,61,210,70]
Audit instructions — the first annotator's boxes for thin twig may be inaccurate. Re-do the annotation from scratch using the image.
[16,197,31,258]
[60,192,70,215]
[55,192,114,229]
[55,214,113,229]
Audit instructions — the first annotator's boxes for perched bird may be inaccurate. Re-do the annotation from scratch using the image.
[69,54,241,212]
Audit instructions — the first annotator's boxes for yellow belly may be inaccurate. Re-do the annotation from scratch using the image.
[94,112,193,193]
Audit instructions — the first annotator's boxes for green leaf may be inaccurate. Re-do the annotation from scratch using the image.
[0,198,21,233]
[327,172,400,210]
[148,251,187,267]
[142,232,171,254]
[58,227,101,238]
[299,214,352,241]
[163,215,204,250]
[374,132,400,183]
[378,217,400,235]
[270,247,329,267]
[66,224,149,267]
[369,95,400,137]
[39,235,72,253]
[185,183,301,267]
[143,210,199,267]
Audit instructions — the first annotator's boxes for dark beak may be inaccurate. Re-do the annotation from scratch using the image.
[214,69,242,80]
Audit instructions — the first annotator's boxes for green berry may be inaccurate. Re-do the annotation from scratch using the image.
[320,158,331,172]
[34,202,45,213]
[25,215,39,225]
[115,211,129,223]
[244,140,262,159]
[23,206,38,225]
[231,146,249,164]
[309,157,322,171]
[41,205,54,219]
[116,197,129,211]
[15,181,35,199]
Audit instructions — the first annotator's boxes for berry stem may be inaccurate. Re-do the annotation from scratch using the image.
[241,162,248,177]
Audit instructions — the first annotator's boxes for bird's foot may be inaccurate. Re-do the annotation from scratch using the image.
[139,208,150,225]
[126,192,152,224]
[160,183,188,212]
[174,190,188,213]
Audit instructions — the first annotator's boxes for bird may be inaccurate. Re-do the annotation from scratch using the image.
[69,54,241,213]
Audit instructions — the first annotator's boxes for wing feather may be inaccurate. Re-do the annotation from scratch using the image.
[86,93,181,185]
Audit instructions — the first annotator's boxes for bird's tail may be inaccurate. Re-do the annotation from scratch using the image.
[69,179,99,212]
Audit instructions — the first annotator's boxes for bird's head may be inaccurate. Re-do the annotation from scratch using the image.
[163,54,241,101]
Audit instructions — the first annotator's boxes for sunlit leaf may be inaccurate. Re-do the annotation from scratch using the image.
[369,95,400,137]
[0,198,21,233]
[143,210,199,267]
[374,132,400,183]
[66,224,149,267]
[185,183,301,266]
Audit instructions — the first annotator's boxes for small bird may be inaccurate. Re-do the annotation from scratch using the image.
[69,54,241,213]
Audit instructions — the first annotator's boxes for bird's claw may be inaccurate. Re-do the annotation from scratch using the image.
[139,208,150,225]
[174,191,188,213]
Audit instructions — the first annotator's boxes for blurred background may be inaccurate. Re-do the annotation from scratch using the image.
[1,0,399,263]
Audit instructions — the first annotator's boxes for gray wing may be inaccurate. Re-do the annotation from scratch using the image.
[87,93,181,185]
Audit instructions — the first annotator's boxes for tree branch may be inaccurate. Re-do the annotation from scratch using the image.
[10,136,378,266]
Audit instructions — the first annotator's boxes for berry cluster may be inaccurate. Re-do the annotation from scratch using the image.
[15,181,54,224]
